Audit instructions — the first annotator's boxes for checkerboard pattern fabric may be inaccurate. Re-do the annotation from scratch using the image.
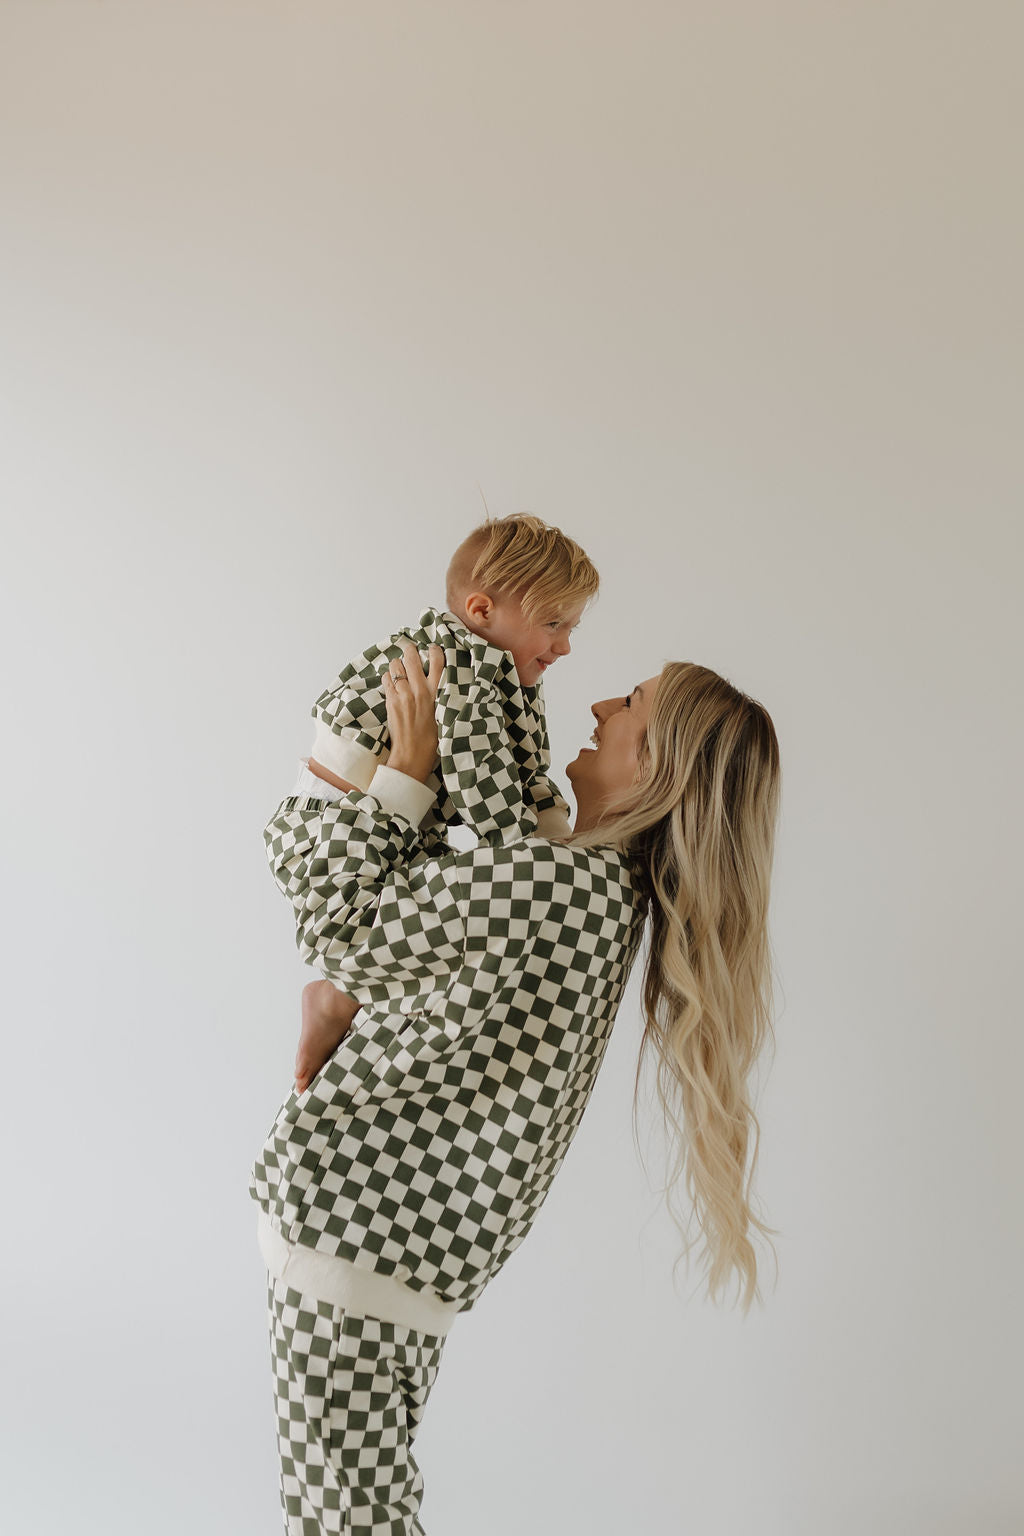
[253,781,647,1311]
[268,1276,444,1534]
[312,607,570,849]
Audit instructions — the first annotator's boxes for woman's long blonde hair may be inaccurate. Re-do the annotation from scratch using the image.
[575,663,781,1313]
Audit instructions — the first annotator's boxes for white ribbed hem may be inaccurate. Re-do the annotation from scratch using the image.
[258,1211,460,1336]
[534,806,573,840]
[368,765,437,829]
[310,722,387,789]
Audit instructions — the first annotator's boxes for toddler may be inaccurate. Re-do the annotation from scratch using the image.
[288,512,600,1088]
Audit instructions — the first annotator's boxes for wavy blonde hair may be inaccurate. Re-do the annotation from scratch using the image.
[446,513,600,626]
[574,663,781,1312]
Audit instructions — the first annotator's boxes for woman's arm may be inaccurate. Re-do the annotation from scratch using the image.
[265,644,467,1010]
[264,783,467,1009]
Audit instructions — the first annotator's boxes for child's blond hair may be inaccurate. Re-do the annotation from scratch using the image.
[445,514,599,625]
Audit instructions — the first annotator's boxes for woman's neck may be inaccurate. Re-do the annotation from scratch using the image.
[571,790,603,835]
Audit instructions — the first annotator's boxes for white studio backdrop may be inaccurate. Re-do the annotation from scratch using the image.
[1,4,1021,1534]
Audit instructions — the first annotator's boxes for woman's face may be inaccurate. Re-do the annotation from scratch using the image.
[566,672,662,807]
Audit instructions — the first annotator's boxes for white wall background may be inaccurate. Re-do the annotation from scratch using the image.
[2,4,1021,1533]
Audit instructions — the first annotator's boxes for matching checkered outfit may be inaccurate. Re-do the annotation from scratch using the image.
[266,1278,445,1535]
[254,618,645,1533]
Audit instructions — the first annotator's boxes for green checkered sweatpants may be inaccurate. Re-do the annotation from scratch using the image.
[267,1276,447,1534]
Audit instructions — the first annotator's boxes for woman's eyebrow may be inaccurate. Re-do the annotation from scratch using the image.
[633,685,644,698]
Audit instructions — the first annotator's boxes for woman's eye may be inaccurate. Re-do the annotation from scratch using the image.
[624,695,632,709]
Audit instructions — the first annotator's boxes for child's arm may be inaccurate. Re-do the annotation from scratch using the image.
[433,668,540,844]
[513,677,572,839]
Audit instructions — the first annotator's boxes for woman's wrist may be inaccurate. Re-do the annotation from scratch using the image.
[383,755,434,784]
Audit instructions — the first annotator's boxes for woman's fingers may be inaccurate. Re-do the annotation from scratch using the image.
[402,642,444,686]
[399,642,423,685]
[382,643,444,782]
[387,643,445,695]
[426,643,445,693]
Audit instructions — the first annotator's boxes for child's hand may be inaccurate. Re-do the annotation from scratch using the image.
[296,980,360,1094]
[382,642,445,783]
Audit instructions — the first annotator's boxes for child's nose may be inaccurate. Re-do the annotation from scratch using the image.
[552,632,572,657]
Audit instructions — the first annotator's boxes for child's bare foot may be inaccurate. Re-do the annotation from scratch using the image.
[295,980,360,1094]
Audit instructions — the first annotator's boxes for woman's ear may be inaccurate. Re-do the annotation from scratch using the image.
[634,731,651,776]
[631,736,656,791]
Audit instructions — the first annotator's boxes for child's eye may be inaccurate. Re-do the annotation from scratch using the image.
[546,621,561,630]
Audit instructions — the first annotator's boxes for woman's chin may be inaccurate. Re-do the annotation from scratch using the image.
[565,748,596,782]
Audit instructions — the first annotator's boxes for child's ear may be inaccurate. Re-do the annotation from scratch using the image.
[464,591,495,626]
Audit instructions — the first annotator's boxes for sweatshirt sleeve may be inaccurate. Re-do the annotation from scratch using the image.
[435,670,538,845]
[264,786,466,1010]
[310,641,393,791]
[504,677,573,839]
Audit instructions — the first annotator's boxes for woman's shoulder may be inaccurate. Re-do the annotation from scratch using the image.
[459,835,639,899]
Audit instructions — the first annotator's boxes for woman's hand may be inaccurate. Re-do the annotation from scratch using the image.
[296,981,360,1094]
[382,642,445,783]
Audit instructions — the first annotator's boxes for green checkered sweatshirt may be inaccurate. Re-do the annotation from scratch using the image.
[310,607,571,851]
[253,791,647,1311]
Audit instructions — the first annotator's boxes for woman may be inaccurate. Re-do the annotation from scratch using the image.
[254,645,780,1536]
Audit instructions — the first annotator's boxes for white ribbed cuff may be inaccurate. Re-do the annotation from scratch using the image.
[369,765,437,829]
[310,721,387,790]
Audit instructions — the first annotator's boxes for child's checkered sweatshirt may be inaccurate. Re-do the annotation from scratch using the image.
[252,764,646,1313]
[309,606,572,848]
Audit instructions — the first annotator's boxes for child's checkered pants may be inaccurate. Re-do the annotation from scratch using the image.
[267,1276,447,1534]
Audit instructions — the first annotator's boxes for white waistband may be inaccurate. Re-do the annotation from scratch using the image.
[257,1210,460,1337]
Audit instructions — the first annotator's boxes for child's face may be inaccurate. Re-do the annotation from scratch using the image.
[463,595,583,688]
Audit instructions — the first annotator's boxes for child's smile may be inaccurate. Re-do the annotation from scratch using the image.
[463,596,584,688]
